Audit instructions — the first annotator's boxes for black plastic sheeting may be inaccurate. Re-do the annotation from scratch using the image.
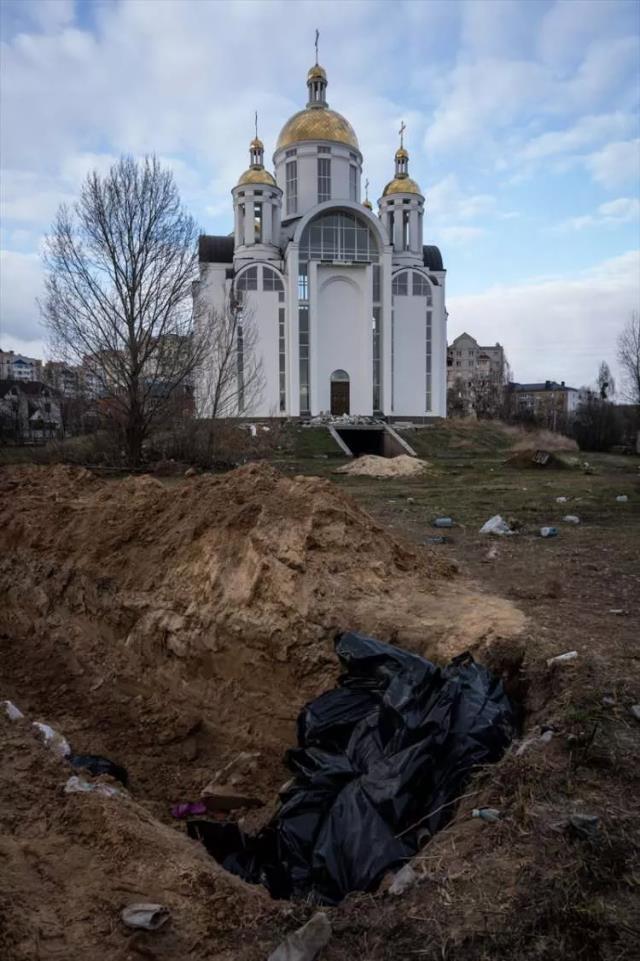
[189,632,514,904]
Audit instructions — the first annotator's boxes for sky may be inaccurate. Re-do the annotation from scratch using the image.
[1,0,639,390]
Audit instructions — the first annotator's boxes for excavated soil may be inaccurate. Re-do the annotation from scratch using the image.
[335,454,429,478]
[0,463,526,960]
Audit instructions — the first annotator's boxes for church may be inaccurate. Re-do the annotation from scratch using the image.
[194,56,447,420]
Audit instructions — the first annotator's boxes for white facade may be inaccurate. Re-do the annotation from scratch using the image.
[194,62,447,419]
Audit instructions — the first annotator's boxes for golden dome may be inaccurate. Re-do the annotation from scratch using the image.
[307,63,327,81]
[237,167,277,187]
[382,176,422,197]
[250,137,264,150]
[395,146,408,160]
[276,107,359,151]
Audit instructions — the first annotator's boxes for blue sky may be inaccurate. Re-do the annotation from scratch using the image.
[1,0,639,388]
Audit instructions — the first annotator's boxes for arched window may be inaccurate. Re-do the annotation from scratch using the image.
[299,211,379,264]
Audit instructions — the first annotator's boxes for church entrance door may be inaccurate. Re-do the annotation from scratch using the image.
[330,369,350,415]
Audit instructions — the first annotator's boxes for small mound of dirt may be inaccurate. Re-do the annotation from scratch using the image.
[335,454,428,478]
[504,448,577,470]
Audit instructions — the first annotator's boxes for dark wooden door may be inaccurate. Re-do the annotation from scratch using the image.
[331,380,350,415]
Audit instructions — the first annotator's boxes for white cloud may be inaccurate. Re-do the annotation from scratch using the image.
[558,197,640,231]
[518,113,635,164]
[428,174,495,221]
[0,249,45,344]
[585,139,640,188]
[448,250,640,387]
[439,225,486,245]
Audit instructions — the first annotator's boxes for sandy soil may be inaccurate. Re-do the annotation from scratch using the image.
[335,454,429,478]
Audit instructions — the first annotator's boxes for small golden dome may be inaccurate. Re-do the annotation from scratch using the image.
[237,167,277,187]
[250,137,264,150]
[395,146,408,160]
[276,107,359,151]
[307,63,327,81]
[362,198,373,210]
[382,176,422,197]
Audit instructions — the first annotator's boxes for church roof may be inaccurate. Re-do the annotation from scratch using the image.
[382,176,422,197]
[199,234,234,264]
[276,107,359,151]
[423,245,444,271]
[236,167,277,187]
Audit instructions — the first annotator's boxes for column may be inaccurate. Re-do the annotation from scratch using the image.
[410,205,420,253]
[393,209,403,251]
[243,197,255,247]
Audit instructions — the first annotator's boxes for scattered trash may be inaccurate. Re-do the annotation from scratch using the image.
[425,535,451,545]
[69,754,129,787]
[484,544,499,561]
[630,705,640,722]
[2,700,24,721]
[407,496,415,504]
[479,515,511,536]
[601,695,616,707]
[539,729,554,744]
[472,807,501,822]
[568,813,599,839]
[433,517,454,528]
[197,785,263,811]
[556,496,568,503]
[33,722,71,758]
[120,903,170,931]
[562,515,580,524]
[540,527,558,538]
[388,863,419,896]
[172,801,208,819]
[64,775,122,797]
[616,495,628,503]
[187,632,514,904]
[267,911,331,961]
[608,609,628,616]
[184,467,197,478]
[547,650,578,666]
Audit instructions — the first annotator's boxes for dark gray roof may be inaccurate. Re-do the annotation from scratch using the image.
[423,245,444,271]
[0,378,57,396]
[510,381,578,392]
[199,234,234,264]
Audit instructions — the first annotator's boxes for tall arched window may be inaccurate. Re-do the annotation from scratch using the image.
[299,210,379,264]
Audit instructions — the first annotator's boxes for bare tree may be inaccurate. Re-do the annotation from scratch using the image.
[195,296,265,457]
[617,311,640,404]
[41,155,202,465]
[597,361,615,400]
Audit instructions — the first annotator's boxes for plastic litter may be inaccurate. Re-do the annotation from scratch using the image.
[479,515,511,536]
[187,632,514,904]
[556,496,568,503]
[425,535,450,545]
[562,515,580,524]
[568,813,599,839]
[267,911,331,961]
[616,495,628,503]
[433,517,454,528]
[33,722,71,758]
[630,705,640,722]
[64,775,121,797]
[472,807,501,822]
[547,650,578,666]
[540,527,558,538]
[2,700,24,721]
[120,903,170,931]
[69,754,128,787]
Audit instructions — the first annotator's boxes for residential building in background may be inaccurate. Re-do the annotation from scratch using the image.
[447,333,506,416]
[0,350,43,382]
[0,380,62,441]
[507,380,585,428]
[195,60,448,420]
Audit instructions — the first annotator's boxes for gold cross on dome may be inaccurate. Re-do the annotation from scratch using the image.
[399,120,406,147]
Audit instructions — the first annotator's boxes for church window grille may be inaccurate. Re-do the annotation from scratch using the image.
[236,266,258,291]
[299,211,379,265]
[426,309,433,411]
[372,263,381,304]
[392,272,408,296]
[317,158,331,203]
[412,273,431,304]
[286,160,297,216]
[298,264,310,415]
[263,267,284,296]
[318,146,331,153]
[349,165,357,201]
[387,211,394,241]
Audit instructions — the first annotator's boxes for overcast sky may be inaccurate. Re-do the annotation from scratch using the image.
[1,0,639,388]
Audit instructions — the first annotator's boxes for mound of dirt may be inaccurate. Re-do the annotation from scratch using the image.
[335,454,428,478]
[504,448,577,470]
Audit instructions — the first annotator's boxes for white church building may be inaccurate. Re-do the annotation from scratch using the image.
[194,59,447,419]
